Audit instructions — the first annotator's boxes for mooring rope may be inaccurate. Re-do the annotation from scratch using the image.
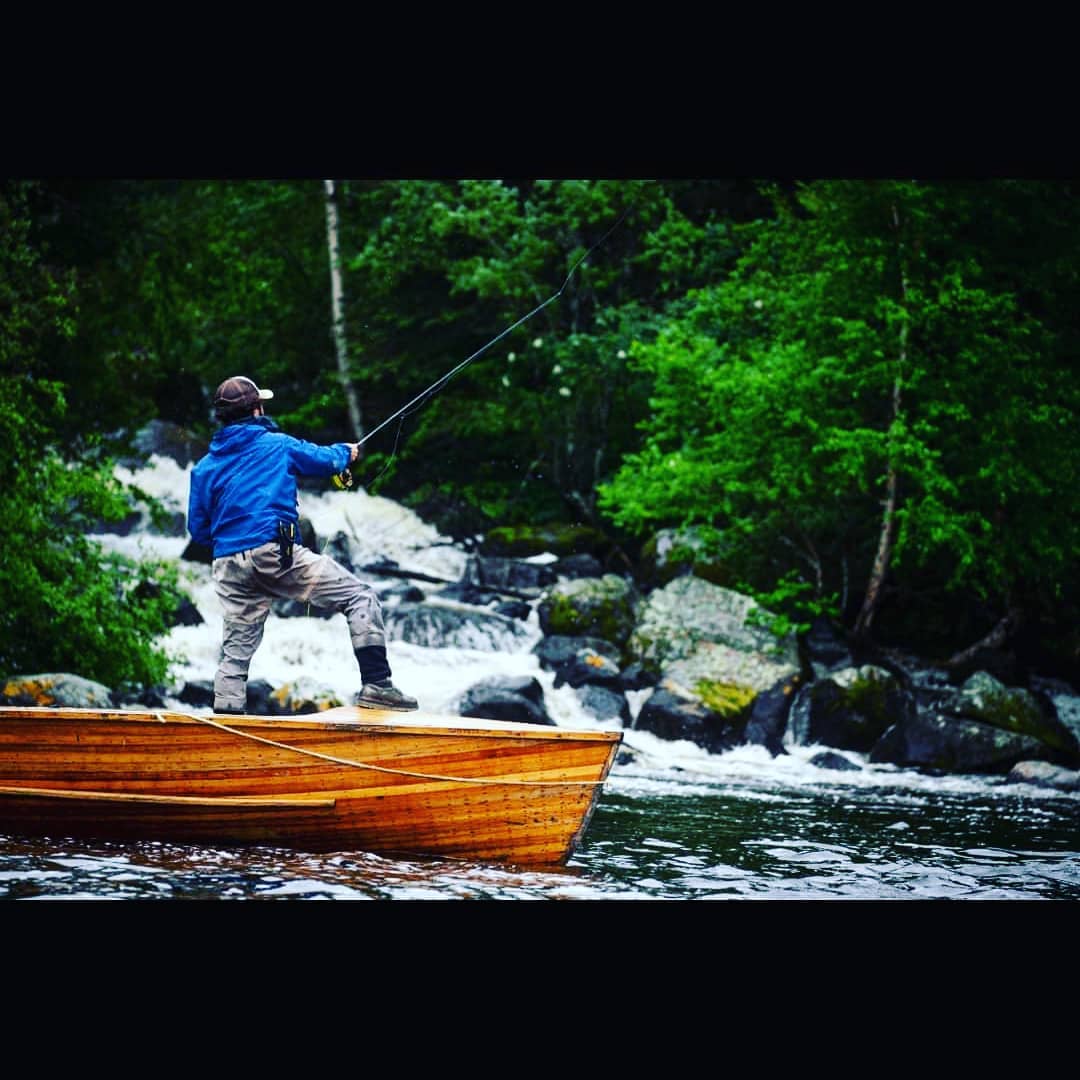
[158,711,606,788]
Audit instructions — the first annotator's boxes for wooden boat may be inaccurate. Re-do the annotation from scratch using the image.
[0,705,622,866]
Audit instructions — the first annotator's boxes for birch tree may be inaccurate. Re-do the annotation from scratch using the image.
[324,179,364,448]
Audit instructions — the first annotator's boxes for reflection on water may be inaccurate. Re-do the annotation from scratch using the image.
[2,771,1077,900]
[575,784,1080,899]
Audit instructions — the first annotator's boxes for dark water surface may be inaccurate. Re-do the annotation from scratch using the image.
[2,760,1077,900]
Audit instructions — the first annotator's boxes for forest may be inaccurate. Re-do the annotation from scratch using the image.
[2,178,1077,694]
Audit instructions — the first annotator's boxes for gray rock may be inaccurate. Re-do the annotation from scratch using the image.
[386,601,533,651]
[456,677,554,726]
[809,751,863,772]
[1004,760,1080,792]
[0,673,113,709]
[574,684,631,725]
[870,710,1061,774]
[629,576,798,668]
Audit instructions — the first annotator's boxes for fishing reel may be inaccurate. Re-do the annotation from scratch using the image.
[332,468,353,491]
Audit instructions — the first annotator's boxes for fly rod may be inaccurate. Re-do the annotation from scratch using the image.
[333,196,640,490]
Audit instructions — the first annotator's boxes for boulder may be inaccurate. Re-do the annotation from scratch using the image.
[1004,760,1080,792]
[939,672,1080,763]
[125,419,209,468]
[553,649,623,691]
[554,553,604,579]
[810,750,863,771]
[638,527,735,588]
[635,684,745,754]
[463,555,557,597]
[789,666,913,754]
[176,678,276,714]
[743,673,806,756]
[533,635,621,671]
[177,680,215,707]
[456,676,554,726]
[267,678,343,715]
[618,662,659,692]
[629,576,800,671]
[385,601,533,651]
[574,684,631,725]
[1,673,114,709]
[537,574,639,649]
[869,710,1064,774]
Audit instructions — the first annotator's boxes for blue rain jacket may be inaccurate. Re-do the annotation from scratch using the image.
[187,416,351,558]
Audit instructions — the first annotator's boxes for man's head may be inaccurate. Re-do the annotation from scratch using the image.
[213,376,274,423]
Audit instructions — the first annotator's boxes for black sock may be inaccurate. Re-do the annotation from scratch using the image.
[354,644,392,685]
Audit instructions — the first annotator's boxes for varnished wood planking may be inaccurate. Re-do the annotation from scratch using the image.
[0,706,621,865]
[0,725,615,789]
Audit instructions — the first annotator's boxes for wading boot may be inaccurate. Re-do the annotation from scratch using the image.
[354,679,419,712]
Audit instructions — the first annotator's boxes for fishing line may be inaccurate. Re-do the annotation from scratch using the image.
[349,193,643,490]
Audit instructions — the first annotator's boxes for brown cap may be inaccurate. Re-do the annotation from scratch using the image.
[213,376,274,418]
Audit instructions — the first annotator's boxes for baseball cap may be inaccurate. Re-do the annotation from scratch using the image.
[213,376,274,417]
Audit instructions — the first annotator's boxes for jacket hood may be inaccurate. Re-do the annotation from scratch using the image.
[209,415,280,456]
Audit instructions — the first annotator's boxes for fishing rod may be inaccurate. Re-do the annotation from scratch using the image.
[333,196,641,490]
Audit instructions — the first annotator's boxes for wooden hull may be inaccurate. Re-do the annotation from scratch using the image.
[0,706,622,866]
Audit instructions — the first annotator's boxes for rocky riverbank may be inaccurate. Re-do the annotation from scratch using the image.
[3,422,1079,796]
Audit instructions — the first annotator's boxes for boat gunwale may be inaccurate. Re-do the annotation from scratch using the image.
[0,705,624,745]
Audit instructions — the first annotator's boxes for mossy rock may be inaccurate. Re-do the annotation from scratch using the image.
[482,523,611,559]
[695,679,758,721]
[1,673,114,708]
[537,575,638,649]
[639,528,736,588]
[842,672,892,727]
[948,672,1079,758]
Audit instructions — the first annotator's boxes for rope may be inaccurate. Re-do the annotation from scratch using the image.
[158,711,605,788]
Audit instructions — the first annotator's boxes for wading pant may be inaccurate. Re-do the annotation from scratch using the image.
[211,540,388,713]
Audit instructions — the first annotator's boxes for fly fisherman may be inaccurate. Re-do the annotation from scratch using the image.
[187,375,418,715]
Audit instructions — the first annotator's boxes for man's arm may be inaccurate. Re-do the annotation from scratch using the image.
[286,435,354,477]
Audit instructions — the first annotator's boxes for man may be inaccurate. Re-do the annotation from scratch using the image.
[187,375,418,715]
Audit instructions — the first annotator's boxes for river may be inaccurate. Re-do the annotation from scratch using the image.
[2,456,1077,901]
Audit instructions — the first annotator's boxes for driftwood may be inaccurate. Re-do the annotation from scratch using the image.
[359,563,458,586]
[360,562,544,601]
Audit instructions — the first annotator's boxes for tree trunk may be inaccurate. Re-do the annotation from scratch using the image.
[323,179,365,450]
[853,462,898,638]
[853,204,907,640]
[943,608,1022,671]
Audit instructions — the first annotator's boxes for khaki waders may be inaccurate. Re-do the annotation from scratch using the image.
[211,540,387,713]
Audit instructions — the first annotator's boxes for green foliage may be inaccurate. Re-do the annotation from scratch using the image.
[336,180,739,523]
[599,179,1080,650]
[743,571,839,639]
[0,182,178,689]
[31,179,333,447]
